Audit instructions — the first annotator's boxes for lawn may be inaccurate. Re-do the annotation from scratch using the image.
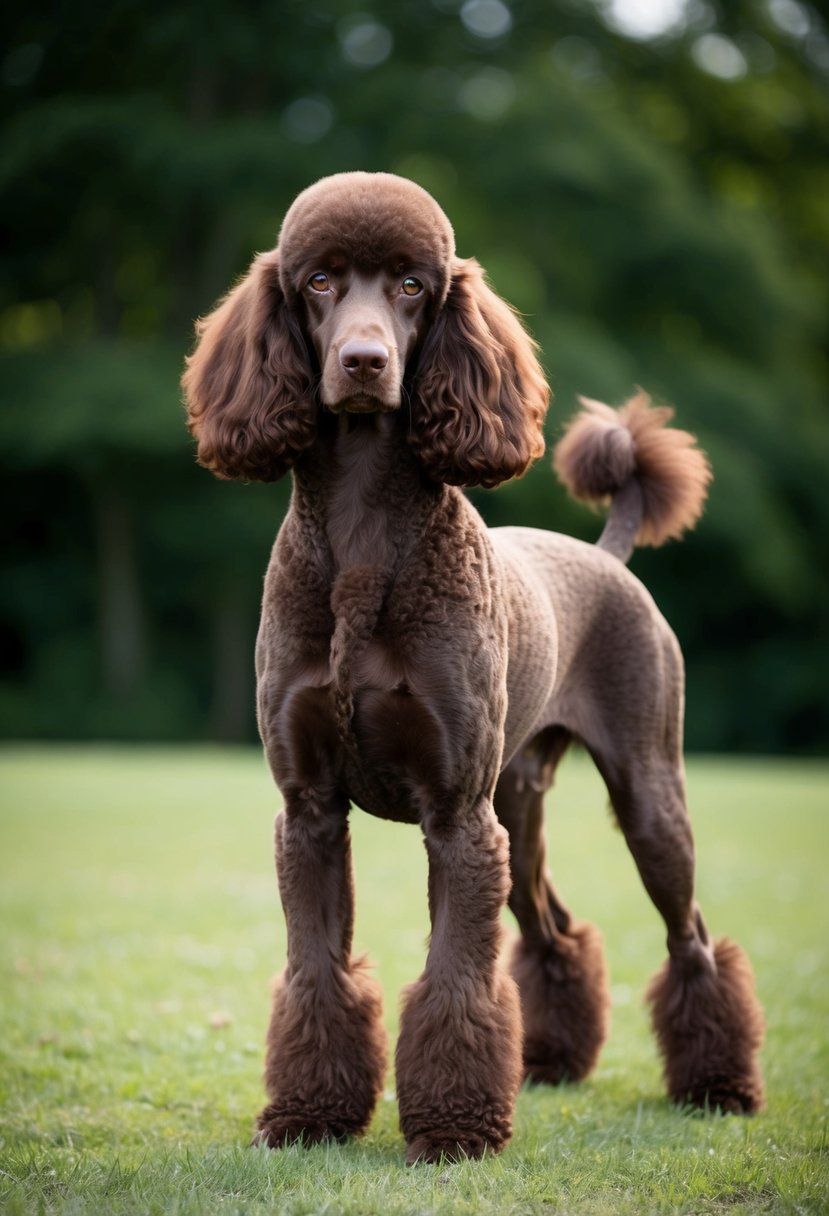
[1,746,827,1214]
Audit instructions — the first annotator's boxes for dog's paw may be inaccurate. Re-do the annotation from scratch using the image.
[511,920,610,1086]
[405,1128,500,1166]
[253,1105,353,1148]
[680,1077,763,1116]
[648,937,765,1116]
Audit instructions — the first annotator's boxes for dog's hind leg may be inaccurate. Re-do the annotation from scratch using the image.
[496,726,611,1086]
[586,661,765,1113]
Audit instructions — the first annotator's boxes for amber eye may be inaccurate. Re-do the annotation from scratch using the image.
[308,272,330,292]
[401,276,423,297]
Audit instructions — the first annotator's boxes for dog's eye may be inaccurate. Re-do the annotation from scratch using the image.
[401,277,423,297]
[308,273,330,293]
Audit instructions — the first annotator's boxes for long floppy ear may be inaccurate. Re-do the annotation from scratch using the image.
[409,257,549,488]
[182,250,316,481]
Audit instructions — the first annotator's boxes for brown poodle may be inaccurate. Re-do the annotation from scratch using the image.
[182,171,764,1164]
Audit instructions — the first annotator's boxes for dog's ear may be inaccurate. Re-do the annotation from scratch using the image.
[409,257,549,488]
[182,250,316,481]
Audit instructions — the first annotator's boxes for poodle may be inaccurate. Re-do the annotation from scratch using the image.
[182,171,764,1164]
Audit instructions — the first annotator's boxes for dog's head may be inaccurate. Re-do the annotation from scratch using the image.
[183,171,549,487]
[277,172,455,417]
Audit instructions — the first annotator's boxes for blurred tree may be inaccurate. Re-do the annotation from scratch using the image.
[1,0,827,750]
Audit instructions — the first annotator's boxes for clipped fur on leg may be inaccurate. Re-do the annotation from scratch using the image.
[553,391,711,560]
[396,809,523,1165]
[396,968,523,1165]
[255,957,388,1145]
[510,921,610,1085]
[646,937,765,1113]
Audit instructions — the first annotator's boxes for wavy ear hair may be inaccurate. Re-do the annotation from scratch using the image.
[182,250,316,481]
[409,258,550,488]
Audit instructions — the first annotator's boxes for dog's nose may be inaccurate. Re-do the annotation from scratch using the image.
[339,340,389,380]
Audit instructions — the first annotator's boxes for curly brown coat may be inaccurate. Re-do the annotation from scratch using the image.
[182,172,764,1164]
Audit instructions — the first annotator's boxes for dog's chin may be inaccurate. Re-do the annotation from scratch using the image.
[324,393,399,416]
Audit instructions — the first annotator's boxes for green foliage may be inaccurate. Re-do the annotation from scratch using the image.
[1,1,828,748]
[1,746,828,1212]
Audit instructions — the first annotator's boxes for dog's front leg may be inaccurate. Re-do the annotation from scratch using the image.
[255,688,387,1147]
[396,798,523,1164]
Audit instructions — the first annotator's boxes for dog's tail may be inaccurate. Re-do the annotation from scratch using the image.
[552,391,711,564]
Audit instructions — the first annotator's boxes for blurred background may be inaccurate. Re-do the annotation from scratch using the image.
[1,0,827,753]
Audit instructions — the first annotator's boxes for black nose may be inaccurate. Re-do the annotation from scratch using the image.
[339,339,389,380]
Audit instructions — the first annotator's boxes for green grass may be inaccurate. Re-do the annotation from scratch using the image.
[1,746,827,1214]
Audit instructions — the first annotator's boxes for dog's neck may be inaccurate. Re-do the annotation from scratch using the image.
[291,410,442,576]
